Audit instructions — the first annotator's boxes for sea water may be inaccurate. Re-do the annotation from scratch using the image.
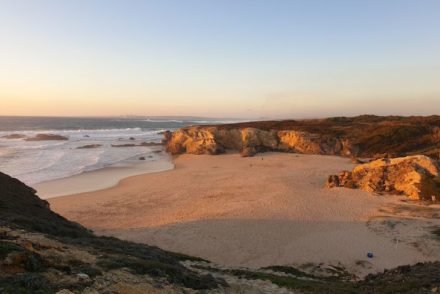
[0,116,239,186]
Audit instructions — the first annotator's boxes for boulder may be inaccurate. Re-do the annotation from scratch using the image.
[327,155,440,200]
[111,144,136,147]
[25,134,68,141]
[162,130,173,141]
[240,146,258,157]
[326,175,340,188]
[76,144,102,149]
[2,134,27,139]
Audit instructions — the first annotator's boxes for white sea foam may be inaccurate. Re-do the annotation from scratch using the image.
[0,128,165,185]
[0,127,143,136]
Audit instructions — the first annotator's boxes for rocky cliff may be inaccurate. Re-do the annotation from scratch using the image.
[326,155,440,200]
[165,127,355,157]
[164,115,440,158]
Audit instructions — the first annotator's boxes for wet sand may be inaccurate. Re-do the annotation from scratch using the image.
[34,151,173,199]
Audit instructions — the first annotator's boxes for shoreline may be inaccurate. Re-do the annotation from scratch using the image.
[34,149,173,199]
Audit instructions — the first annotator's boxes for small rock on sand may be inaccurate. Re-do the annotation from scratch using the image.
[77,144,102,149]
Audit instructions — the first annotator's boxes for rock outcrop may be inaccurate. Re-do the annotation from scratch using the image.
[277,130,354,155]
[164,116,440,158]
[326,155,440,200]
[165,126,353,157]
[76,144,102,149]
[165,127,225,155]
[25,134,68,141]
[1,134,27,139]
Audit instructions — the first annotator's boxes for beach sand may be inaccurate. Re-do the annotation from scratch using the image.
[48,153,440,276]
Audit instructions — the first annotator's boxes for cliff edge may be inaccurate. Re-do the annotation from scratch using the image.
[164,115,440,158]
[326,155,440,200]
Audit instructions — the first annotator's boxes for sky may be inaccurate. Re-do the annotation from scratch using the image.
[0,0,439,119]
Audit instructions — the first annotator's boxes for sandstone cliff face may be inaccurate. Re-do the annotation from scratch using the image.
[166,116,440,159]
[164,127,224,155]
[240,128,278,156]
[165,126,353,157]
[326,155,440,200]
[277,130,354,155]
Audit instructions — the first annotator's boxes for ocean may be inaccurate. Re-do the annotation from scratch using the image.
[0,116,238,186]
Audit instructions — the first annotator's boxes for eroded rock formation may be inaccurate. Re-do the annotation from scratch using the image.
[164,116,440,158]
[165,127,224,155]
[165,126,354,157]
[326,155,440,200]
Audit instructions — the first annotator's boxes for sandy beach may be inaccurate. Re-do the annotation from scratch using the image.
[48,153,440,277]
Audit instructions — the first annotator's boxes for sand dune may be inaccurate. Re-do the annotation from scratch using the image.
[48,153,440,277]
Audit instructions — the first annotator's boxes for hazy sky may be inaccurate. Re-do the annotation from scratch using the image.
[1,0,439,118]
